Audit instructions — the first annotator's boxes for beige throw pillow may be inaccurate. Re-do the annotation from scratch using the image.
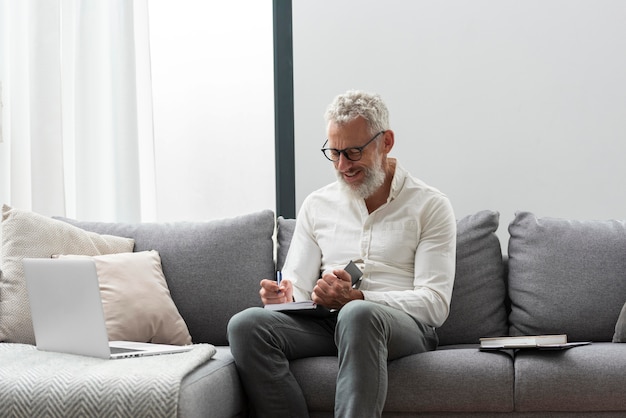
[0,204,135,344]
[58,251,192,345]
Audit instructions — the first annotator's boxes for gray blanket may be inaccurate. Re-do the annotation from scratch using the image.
[0,343,216,417]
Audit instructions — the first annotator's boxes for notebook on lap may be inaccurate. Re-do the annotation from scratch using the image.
[23,257,193,359]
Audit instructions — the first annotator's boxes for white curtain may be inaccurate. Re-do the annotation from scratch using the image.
[0,0,156,222]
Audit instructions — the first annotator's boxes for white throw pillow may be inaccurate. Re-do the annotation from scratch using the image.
[0,204,135,344]
[613,301,626,343]
[58,251,192,345]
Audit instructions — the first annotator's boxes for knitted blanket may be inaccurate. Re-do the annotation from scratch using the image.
[0,343,216,417]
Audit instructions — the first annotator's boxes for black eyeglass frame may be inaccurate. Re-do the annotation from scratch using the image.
[321,130,386,162]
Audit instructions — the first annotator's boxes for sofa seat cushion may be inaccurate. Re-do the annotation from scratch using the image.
[56,210,276,345]
[514,343,626,412]
[508,211,626,341]
[290,346,514,413]
[178,346,246,418]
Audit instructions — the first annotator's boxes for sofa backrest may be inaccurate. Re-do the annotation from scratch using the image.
[58,210,276,346]
[53,209,624,347]
[507,211,626,342]
[436,210,508,345]
[277,211,509,346]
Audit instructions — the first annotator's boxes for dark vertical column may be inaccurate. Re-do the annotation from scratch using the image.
[273,0,296,218]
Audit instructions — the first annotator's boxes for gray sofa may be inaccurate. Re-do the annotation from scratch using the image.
[2,208,626,417]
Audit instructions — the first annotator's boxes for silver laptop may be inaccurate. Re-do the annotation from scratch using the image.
[23,257,193,359]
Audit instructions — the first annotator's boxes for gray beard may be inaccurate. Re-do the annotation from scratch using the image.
[335,158,386,200]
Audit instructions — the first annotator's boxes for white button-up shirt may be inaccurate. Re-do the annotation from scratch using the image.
[283,160,456,327]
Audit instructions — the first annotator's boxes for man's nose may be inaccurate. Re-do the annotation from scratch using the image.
[336,152,353,170]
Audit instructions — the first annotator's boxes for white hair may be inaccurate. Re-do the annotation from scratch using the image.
[324,90,390,134]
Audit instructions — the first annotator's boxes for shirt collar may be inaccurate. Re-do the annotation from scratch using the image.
[388,158,406,202]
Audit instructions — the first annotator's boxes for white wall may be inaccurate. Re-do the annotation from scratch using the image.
[149,0,275,221]
[293,0,626,244]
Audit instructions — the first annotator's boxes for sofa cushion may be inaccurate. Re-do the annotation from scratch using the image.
[57,251,192,345]
[508,211,626,342]
[57,210,276,345]
[290,347,515,413]
[276,216,295,271]
[436,210,507,345]
[178,347,247,418]
[276,210,508,345]
[0,205,135,344]
[514,343,626,411]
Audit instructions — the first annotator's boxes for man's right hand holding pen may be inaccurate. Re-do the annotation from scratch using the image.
[259,271,293,305]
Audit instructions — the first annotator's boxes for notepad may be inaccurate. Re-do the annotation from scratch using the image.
[264,301,334,317]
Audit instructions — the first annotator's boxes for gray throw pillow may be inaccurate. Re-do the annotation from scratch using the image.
[508,211,626,342]
[57,210,276,345]
[276,216,296,271]
[277,211,508,346]
[613,302,626,343]
[436,210,507,345]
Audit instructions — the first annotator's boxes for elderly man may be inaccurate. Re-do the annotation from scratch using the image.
[228,90,456,418]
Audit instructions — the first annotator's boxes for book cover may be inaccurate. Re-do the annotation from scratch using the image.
[479,334,591,350]
[264,301,333,317]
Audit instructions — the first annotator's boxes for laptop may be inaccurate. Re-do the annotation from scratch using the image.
[23,257,193,359]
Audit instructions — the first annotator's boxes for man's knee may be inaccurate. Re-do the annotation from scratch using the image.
[338,300,381,322]
[227,306,268,343]
[336,300,386,336]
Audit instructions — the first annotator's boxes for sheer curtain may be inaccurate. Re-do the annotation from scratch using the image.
[0,0,156,222]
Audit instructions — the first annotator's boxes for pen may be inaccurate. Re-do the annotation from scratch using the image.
[276,271,282,293]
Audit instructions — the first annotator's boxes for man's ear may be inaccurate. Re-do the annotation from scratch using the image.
[382,130,395,154]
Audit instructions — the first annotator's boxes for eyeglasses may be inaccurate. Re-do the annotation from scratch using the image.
[321,131,385,162]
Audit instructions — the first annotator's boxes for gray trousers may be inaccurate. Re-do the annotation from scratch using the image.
[227,300,438,418]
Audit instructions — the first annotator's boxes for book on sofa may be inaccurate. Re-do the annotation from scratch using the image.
[479,334,591,350]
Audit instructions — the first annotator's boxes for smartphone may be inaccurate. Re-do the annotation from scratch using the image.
[344,261,363,288]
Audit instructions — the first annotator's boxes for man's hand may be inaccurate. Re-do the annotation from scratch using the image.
[312,269,363,310]
[260,278,293,305]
